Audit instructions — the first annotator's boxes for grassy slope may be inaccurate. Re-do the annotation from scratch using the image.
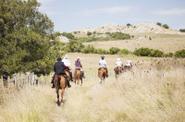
[84,33,185,53]
[0,53,185,122]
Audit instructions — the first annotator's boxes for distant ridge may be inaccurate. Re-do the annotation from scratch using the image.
[73,23,183,35]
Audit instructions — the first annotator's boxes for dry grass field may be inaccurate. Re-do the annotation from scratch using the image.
[0,53,185,122]
[84,33,185,53]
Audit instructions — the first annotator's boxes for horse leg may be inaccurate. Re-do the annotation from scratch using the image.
[56,89,60,106]
[61,88,65,103]
[81,78,83,86]
[77,79,79,85]
[100,78,103,84]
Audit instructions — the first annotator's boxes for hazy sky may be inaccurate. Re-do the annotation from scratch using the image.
[39,0,185,32]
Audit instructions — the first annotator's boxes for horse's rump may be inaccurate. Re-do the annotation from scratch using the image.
[98,67,107,78]
[54,74,67,89]
[114,66,123,74]
[74,69,82,79]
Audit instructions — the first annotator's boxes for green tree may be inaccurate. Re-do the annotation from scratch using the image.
[66,40,84,52]
[0,0,55,76]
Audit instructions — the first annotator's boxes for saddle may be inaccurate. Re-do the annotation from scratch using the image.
[53,74,68,87]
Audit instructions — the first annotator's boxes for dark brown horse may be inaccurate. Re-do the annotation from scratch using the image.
[114,66,124,79]
[54,74,67,106]
[98,68,107,84]
[74,69,83,85]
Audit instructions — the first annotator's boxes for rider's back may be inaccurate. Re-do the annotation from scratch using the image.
[54,61,66,75]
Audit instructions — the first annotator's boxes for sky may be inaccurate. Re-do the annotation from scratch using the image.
[38,0,185,32]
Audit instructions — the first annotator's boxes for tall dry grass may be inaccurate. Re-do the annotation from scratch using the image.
[0,53,185,122]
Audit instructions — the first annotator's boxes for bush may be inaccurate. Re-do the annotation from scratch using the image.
[96,48,109,54]
[109,47,120,54]
[150,50,164,57]
[175,49,185,58]
[82,45,96,54]
[162,24,169,29]
[179,29,185,32]
[164,52,174,57]
[127,23,132,27]
[134,48,164,57]
[67,40,84,52]
[134,48,151,56]
[61,32,75,40]
[110,32,131,40]
[119,49,129,55]
[87,32,92,36]
[156,22,162,26]
[77,37,98,42]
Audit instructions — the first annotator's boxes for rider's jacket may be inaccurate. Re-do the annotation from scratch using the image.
[99,59,107,68]
[54,61,66,75]
[116,60,123,67]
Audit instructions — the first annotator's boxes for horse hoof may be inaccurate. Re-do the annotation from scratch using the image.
[57,101,61,106]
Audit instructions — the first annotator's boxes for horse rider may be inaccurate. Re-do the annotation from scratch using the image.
[98,56,108,77]
[75,57,85,78]
[115,58,123,67]
[115,58,123,72]
[125,60,133,68]
[51,57,71,88]
[62,55,73,81]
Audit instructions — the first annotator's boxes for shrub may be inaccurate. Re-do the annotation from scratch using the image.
[134,48,152,56]
[67,40,84,52]
[93,31,96,34]
[87,32,92,36]
[77,37,98,42]
[164,52,173,57]
[150,49,164,57]
[156,22,162,26]
[109,47,120,54]
[61,32,75,40]
[175,49,185,58]
[162,24,169,29]
[82,45,96,54]
[119,49,129,55]
[127,23,132,27]
[179,29,185,32]
[134,48,164,57]
[96,48,109,54]
[110,32,131,40]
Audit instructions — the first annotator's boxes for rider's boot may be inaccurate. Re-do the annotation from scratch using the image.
[69,71,73,81]
[67,80,71,88]
[82,71,85,78]
[106,68,109,77]
[51,75,55,88]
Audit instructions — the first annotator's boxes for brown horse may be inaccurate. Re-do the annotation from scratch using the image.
[74,69,83,85]
[54,74,67,106]
[114,66,124,79]
[98,68,107,84]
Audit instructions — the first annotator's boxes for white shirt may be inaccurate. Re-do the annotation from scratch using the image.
[125,60,132,67]
[99,59,107,68]
[62,58,71,67]
[116,60,123,67]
